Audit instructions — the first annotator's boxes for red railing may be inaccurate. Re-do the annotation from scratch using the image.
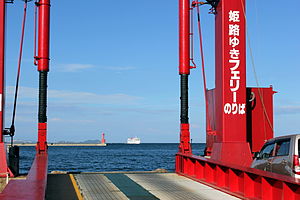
[0,153,48,200]
[176,153,300,200]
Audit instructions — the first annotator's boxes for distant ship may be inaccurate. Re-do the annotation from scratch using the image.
[127,137,141,144]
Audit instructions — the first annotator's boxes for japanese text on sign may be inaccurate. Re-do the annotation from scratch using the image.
[224,10,246,115]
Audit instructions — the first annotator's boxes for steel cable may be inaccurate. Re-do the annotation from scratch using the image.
[240,0,274,137]
[34,0,38,65]
[9,0,29,145]
[195,1,211,131]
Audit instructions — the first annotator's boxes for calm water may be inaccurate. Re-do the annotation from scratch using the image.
[19,143,205,174]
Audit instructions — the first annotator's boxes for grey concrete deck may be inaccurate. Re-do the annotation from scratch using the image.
[74,173,240,200]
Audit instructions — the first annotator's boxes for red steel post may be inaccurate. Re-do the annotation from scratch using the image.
[36,0,50,153]
[211,0,252,166]
[0,0,8,177]
[0,0,5,143]
[178,0,192,154]
[179,0,190,75]
[37,0,50,72]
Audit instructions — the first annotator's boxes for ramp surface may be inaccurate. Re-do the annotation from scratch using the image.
[75,174,128,200]
[74,173,240,200]
[104,174,159,200]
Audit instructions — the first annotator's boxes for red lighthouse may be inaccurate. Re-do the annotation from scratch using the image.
[101,133,106,144]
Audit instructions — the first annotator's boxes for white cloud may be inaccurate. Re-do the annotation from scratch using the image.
[58,64,95,72]
[55,62,136,72]
[6,86,37,98]
[6,86,142,105]
[104,66,135,71]
[49,118,95,123]
[191,124,201,129]
[48,90,141,105]
[275,105,300,115]
[8,116,36,123]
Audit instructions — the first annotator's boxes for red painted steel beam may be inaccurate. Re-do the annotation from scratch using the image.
[176,153,300,199]
[0,0,5,143]
[179,0,190,75]
[37,0,50,72]
[0,0,9,178]
[0,153,48,200]
[211,0,252,167]
[36,0,50,153]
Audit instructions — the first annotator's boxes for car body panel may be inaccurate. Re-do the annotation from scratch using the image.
[251,134,300,178]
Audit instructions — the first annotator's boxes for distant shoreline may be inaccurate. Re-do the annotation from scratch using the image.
[7,142,205,147]
[10,143,107,147]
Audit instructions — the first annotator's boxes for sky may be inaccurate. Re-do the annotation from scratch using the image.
[3,0,300,143]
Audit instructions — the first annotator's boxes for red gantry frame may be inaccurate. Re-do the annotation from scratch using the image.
[0,0,298,199]
[176,0,299,199]
[0,0,50,199]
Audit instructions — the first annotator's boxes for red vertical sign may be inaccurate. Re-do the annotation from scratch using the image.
[215,0,246,143]
[212,0,252,167]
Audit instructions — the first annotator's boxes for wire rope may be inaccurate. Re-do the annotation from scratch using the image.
[195,1,211,131]
[9,0,29,145]
[240,0,274,138]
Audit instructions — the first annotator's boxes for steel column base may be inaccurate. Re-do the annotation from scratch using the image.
[0,143,13,178]
[36,123,47,153]
[0,143,7,177]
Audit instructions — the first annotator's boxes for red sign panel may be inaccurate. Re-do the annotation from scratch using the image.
[215,0,246,142]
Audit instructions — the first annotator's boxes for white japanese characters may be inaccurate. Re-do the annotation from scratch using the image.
[224,10,246,115]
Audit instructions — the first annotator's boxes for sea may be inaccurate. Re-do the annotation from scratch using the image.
[19,143,205,174]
